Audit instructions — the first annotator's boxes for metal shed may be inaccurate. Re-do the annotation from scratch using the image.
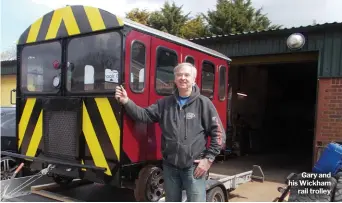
[190,22,342,165]
[190,22,342,77]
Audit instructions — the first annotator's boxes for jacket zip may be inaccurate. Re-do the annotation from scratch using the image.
[184,108,187,140]
[176,102,181,166]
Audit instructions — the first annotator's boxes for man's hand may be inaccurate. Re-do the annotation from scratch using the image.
[115,85,129,104]
[193,158,213,178]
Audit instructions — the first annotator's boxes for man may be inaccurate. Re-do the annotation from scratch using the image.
[115,62,225,202]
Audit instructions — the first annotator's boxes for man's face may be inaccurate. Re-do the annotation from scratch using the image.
[174,65,195,90]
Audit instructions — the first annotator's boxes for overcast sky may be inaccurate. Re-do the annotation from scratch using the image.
[1,0,342,51]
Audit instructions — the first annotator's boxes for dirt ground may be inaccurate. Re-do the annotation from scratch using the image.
[229,181,286,202]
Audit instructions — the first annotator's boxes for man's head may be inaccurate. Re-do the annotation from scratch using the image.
[173,62,197,91]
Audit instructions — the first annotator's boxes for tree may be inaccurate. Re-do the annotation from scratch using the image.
[125,8,150,25]
[126,1,210,39]
[1,44,16,61]
[202,0,282,35]
[179,15,210,39]
[147,1,190,36]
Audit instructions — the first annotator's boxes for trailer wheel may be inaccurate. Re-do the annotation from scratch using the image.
[206,186,226,202]
[134,165,164,202]
[333,173,342,202]
[1,156,19,180]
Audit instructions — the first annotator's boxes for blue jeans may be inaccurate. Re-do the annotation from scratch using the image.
[163,162,206,202]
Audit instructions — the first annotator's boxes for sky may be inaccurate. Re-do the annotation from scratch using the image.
[1,0,342,52]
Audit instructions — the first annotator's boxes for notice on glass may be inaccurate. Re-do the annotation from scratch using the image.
[105,69,119,83]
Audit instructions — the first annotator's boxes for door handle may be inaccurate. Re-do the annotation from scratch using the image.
[10,89,16,105]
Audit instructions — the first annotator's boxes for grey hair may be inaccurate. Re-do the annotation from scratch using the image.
[173,62,197,79]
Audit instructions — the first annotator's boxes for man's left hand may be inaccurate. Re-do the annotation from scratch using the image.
[193,158,213,178]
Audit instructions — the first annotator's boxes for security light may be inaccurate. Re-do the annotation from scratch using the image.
[286,33,305,50]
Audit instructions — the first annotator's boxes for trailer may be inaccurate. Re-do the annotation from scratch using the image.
[1,163,264,202]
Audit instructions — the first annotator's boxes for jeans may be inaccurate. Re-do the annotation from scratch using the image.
[163,162,206,202]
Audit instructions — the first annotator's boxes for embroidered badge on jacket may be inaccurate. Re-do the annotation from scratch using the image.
[186,112,196,119]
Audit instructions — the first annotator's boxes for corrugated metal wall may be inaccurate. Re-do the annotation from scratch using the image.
[192,25,342,78]
[1,61,17,75]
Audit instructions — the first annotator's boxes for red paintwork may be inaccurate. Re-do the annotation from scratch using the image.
[122,30,229,163]
[123,30,151,163]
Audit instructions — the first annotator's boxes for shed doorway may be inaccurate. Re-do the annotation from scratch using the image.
[211,53,319,183]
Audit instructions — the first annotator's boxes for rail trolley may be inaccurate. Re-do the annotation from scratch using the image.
[2,5,236,201]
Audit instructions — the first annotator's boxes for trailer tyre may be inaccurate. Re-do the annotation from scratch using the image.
[206,186,226,202]
[333,174,342,202]
[134,165,164,202]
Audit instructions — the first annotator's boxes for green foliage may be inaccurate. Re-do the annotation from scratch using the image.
[125,8,150,25]
[147,1,190,36]
[202,0,282,35]
[179,15,210,39]
[125,0,282,38]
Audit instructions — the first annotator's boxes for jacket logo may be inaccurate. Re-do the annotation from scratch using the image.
[212,117,218,122]
[186,112,196,119]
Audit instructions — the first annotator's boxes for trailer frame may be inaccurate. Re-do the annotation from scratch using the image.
[1,164,264,202]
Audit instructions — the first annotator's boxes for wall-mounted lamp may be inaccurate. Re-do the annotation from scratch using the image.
[286,33,305,50]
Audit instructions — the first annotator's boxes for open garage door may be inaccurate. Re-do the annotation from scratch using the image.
[213,52,319,183]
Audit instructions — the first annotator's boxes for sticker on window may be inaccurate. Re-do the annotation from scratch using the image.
[105,69,119,83]
[84,65,94,84]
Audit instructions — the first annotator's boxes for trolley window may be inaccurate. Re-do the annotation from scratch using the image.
[155,47,178,95]
[185,56,195,65]
[130,41,146,93]
[219,65,227,101]
[201,61,215,99]
[21,41,62,93]
[66,31,122,92]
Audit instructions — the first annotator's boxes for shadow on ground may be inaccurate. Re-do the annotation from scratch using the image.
[55,184,136,202]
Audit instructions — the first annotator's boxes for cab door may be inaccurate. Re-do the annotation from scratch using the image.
[123,30,151,163]
[147,37,181,160]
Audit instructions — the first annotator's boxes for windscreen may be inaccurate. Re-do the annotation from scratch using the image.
[66,31,122,92]
[21,41,62,93]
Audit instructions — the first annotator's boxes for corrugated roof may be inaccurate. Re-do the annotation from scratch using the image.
[1,59,16,63]
[189,21,342,41]
[1,57,16,62]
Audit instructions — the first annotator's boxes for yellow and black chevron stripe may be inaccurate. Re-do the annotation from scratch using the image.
[18,97,121,176]
[18,5,124,45]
